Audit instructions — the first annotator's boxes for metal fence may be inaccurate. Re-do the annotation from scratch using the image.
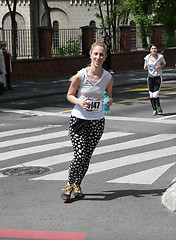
[52,28,82,57]
[1,27,141,59]
[2,29,32,59]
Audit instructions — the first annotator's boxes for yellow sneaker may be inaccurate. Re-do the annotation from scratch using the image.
[73,184,85,199]
[60,184,73,202]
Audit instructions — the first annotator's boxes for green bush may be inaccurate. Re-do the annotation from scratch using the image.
[53,37,82,57]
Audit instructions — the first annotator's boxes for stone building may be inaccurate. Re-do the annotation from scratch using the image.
[0,0,101,31]
[0,0,142,58]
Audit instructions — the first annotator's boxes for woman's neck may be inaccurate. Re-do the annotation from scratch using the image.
[151,53,157,58]
[88,65,103,76]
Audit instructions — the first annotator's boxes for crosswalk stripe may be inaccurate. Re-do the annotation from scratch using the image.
[0,123,13,127]
[0,125,61,138]
[105,115,176,124]
[31,145,176,181]
[3,133,175,171]
[0,132,125,163]
[94,134,176,154]
[0,109,62,117]
[0,130,69,148]
[107,163,176,184]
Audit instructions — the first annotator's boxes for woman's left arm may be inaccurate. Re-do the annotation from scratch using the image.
[157,57,166,69]
[105,77,113,106]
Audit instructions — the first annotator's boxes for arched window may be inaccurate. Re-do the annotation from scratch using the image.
[89,20,96,41]
[15,21,18,49]
[89,20,96,27]
[53,20,59,49]
[130,20,136,50]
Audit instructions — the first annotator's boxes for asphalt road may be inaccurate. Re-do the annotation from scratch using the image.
[0,81,176,240]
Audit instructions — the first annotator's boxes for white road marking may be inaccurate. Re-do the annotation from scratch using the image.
[105,115,176,124]
[1,108,176,124]
[0,133,173,171]
[0,132,124,163]
[0,125,61,138]
[31,145,176,181]
[0,109,62,117]
[107,163,176,185]
[0,130,69,148]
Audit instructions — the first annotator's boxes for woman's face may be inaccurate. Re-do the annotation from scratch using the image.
[90,45,106,68]
[150,46,158,55]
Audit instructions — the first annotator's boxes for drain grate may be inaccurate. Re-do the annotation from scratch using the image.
[1,166,50,176]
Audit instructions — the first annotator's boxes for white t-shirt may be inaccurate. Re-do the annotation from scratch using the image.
[71,67,112,120]
[144,53,166,77]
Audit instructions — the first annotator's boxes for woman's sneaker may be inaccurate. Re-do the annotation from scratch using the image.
[152,110,157,116]
[60,184,73,202]
[73,184,85,199]
[157,107,163,115]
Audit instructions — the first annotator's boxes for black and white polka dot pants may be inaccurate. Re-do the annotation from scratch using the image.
[68,116,105,185]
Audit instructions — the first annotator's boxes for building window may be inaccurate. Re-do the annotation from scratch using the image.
[53,20,59,48]
[130,20,136,50]
[89,20,96,27]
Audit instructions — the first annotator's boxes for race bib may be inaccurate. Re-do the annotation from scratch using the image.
[86,98,103,112]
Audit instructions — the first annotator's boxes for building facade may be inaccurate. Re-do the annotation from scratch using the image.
[0,0,142,58]
[0,0,101,30]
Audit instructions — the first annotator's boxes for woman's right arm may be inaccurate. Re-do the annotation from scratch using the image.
[67,74,80,105]
[67,74,91,109]
[144,60,148,71]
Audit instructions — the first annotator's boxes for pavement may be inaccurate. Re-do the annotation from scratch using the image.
[0,66,176,213]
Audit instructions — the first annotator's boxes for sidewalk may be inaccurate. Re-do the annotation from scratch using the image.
[0,67,176,213]
[0,67,176,103]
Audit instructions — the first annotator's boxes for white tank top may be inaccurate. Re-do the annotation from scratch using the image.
[71,67,112,120]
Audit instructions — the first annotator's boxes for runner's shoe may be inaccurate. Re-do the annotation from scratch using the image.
[60,184,73,202]
[152,110,157,116]
[157,107,163,115]
[73,184,85,199]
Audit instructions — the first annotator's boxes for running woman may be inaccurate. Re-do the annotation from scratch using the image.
[144,44,166,115]
[60,42,113,202]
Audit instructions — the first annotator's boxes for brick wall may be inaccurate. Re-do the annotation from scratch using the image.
[11,48,176,81]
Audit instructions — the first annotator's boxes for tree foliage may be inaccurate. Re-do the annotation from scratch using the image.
[154,0,176,46]
[94,0,176,49]
[125,0,156,48]
[93,0,129,50]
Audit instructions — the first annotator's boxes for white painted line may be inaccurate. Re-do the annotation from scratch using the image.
[107,163,175,185]
[2,133,175,174]
[0,140,71,162]
[154,114,176,120]
[0,109,62,116]
[0,130,69,148]
[0,132,134,170]
[0,109,71,117]
[0,125,61,138]
[105,115,176,124]
[94,134,176,155]
[31,145,176,181]
[0,132,124,163]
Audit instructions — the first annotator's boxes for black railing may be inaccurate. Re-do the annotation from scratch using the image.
[1,28,121,59]
[52,28,82,57]
[2,29,33,59]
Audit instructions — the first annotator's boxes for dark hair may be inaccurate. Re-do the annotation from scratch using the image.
[149,44,158,50]
[149,43,164,54]
[104,34,111,41]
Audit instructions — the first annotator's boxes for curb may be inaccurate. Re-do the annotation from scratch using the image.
[162,178,176,213]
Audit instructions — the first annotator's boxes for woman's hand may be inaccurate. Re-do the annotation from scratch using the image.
[77,98,92,109]
[105,98,113,106]
[156,64,161,69]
